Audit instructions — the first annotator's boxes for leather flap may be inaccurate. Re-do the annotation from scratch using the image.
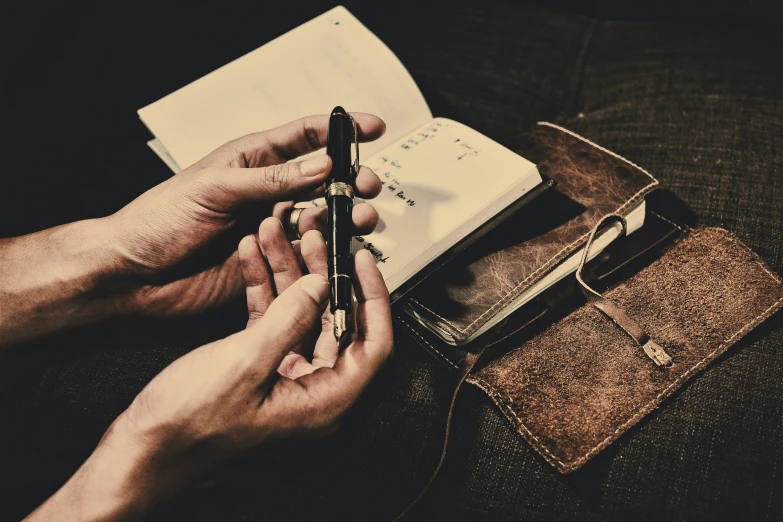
[405,122,659,343]
[468,228,783,473]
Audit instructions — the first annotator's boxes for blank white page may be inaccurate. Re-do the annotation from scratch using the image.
[356,118,541,292]
[138,6,431,169]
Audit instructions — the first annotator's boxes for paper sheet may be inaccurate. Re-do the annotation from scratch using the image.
[138,6,432,170]
[356,118,541,292]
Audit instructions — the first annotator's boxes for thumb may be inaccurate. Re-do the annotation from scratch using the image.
[240,274,330,380]
[197,155,332,211]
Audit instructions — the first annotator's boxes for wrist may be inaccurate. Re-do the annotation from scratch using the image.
[57,217,130,294]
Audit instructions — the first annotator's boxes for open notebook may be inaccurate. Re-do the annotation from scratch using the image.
[138,6,645,344]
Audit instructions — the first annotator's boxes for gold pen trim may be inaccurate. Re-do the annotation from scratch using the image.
[326,182,354,199]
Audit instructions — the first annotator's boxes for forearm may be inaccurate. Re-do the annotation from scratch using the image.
[0,218,126,347]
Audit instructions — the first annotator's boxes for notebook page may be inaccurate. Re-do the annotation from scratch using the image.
[356,118,541,292]
[138,6,431,170]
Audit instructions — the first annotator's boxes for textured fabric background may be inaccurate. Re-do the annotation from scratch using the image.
[1,2,781,520]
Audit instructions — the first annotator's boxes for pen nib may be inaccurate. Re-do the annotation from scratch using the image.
[333,309,347,343]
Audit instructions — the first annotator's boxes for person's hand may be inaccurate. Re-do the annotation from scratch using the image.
[108,113,385,316]
[0,113,386,346]
[25,235,392,521]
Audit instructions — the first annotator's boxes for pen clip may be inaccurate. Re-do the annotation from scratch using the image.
[348,114,360,177]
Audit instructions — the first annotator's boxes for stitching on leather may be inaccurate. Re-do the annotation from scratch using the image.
[648,210,683,231]
[409,123,659,340]
[413,182,657,337]
[401,226,783,473]
[537,122,657,179]
[699,227,782,285]
[758,265,782,284]
[467,229,783,473]
[470,295,783,473]
[396,316,460,370]
[562,294,783,472]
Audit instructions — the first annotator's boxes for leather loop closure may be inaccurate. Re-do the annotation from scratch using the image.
[576,214,673,368]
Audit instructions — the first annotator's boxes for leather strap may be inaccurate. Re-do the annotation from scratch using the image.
[575,214,672,368]
[394,319,508,521]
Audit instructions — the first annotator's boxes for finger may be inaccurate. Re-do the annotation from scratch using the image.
[257,217,304,295]
[278,352,316,379]
[283,258,392,423]
[197,154,332,212]
[229,113,386,165]
[238,235,275,326]
[282,248,393,408]
[271,200,296,222]
[301,231,339,368]
[292,240,304,272]
[300,230,328,277]
[305,250,392,399]
[241,274,329,383]
[355,166,382,199]
[353,248,393,345]
[297,202,379,236]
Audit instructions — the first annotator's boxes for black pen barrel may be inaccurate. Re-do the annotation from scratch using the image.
[327,194,353,314]
[326,106,356,316]
[327,108,355,185]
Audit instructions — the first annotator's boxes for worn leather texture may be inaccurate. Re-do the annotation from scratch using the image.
[467,227,783,473]
[399,205,687,371]
[405,122,659,343]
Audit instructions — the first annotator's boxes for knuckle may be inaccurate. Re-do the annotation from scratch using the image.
[247,310,266,324]
[264,163,293,190]
[302,118,323,151]
[276,353,298,378]
[286,305,319,339]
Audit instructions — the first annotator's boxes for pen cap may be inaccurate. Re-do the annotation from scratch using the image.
[326,106,356,184]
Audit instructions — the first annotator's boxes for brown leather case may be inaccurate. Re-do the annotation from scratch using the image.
[404,122,660,344]
[399,226,783,473]
[394,123,782,473]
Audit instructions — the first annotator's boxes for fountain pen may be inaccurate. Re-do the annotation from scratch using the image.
[326,106,358,342]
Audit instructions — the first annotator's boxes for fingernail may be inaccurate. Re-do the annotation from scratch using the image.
[300,274,329,303]
[300,155,329,177]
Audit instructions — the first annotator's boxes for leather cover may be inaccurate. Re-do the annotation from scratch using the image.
[404,122,659,344]
[464,227,783,472]
[394,125,783,473]
[397,207,687,371]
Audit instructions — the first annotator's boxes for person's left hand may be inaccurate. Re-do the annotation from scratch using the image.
[0,114,386,347]
[108,113,385,317]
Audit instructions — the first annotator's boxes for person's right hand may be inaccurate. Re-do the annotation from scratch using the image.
[26,241,393,521]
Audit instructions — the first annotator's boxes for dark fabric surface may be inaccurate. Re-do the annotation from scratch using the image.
[1,2,781,521]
